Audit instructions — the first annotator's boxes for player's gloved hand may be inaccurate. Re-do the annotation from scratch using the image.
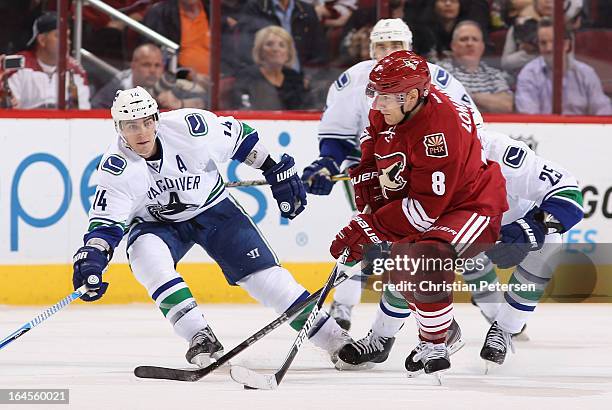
[72,246,110,302]
[350,164,384,212]
[263,153,307,220]
[330,214,386,262]
[301,156,340,195]
[361,241,392,276]
[485,208,546,269]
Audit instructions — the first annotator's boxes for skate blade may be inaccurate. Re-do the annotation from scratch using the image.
[334,359,375,371]
[432,370,447,386]
[483,359,501,375]
[405,369,424,378]
[406,369,446,385]
[512,332,530,342]
[447,337,465,356]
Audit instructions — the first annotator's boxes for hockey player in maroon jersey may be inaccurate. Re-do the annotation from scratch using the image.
[329,50,508,376]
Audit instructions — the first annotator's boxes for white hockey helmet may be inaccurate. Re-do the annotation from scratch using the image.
[111,86,159,144]
[370,18,413,59]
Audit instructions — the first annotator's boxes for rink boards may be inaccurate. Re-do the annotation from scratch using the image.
[0,112,610,304]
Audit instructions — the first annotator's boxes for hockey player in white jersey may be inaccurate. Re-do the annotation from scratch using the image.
[71,86,351,367]
[301,18,480,331]
[335,128,584,372]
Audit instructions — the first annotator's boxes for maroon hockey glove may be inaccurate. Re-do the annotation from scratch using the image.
[330,214,386,262]
[350,165,384,212]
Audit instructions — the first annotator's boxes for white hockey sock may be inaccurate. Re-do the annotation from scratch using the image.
[332,275,364,306]
[495,235,560,334]
[129,234,207,342]
[308,314,348,353]
[371,302,407,338]
[237,265,308,314]
[371,288,410,337]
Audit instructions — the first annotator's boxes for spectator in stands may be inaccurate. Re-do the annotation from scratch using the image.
[0,54,19,108]
[440,21,513,113]
[501,0,582,78]
[232,25,311,110]
[515,18,612,115]
[5,12,91,109]
[404,0,490,61]
[143,0,211,84]
[91,43,206,109]
[238,0,327,71]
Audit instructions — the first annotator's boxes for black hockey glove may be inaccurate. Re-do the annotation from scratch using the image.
[485,208,546,269]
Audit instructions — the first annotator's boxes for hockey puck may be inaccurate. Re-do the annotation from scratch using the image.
[243,385,258,390]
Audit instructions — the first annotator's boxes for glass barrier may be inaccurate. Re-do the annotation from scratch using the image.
[0,0,610,115]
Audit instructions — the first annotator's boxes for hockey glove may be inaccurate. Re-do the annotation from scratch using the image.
[301,156,341,195]
[263,154,307,220]
[361,241,392,276]
[350,164,384,213]
[485,208,547,269]
[330,214,386,263]
[72,246,109,302]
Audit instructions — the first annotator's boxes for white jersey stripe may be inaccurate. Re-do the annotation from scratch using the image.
[456,216,489,256]
[451,212,478,245]
[413,198,436,224]
[401,198,429,232]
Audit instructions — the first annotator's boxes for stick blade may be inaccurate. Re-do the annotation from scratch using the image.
[230,365,278,390]
[134,365,203,382]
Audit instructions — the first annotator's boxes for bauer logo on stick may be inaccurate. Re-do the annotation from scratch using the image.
[423,133,448,158]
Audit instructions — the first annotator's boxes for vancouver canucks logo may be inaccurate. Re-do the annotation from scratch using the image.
[375,152,408,198]
[147,192,198,222]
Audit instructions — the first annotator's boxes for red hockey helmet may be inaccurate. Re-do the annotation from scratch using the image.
[367,50,431,101]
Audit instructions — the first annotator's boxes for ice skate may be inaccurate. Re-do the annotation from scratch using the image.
[480,321,515,372]
[185,325,224,367]
[472,297,529,341]
[405,341,450,384]
[335,329,395,370]
[446,319,465,355]
[329,301,353,331]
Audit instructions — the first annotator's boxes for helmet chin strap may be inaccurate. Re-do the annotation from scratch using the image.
[400,95,425,121]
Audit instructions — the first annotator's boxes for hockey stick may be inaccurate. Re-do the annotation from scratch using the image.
[224,174,349,188]
[133,258,359,382]
[230,249,350,390]
[0,285,87,351]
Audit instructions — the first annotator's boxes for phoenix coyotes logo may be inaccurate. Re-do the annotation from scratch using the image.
[375,152,408,198]
[402,58,418,70]
[423,133,448,158]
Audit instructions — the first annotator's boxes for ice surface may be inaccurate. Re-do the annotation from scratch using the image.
[1,303,611,409]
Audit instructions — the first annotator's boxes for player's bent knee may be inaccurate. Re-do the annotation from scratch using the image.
[128,234,179,288]
[237,266,307,314]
